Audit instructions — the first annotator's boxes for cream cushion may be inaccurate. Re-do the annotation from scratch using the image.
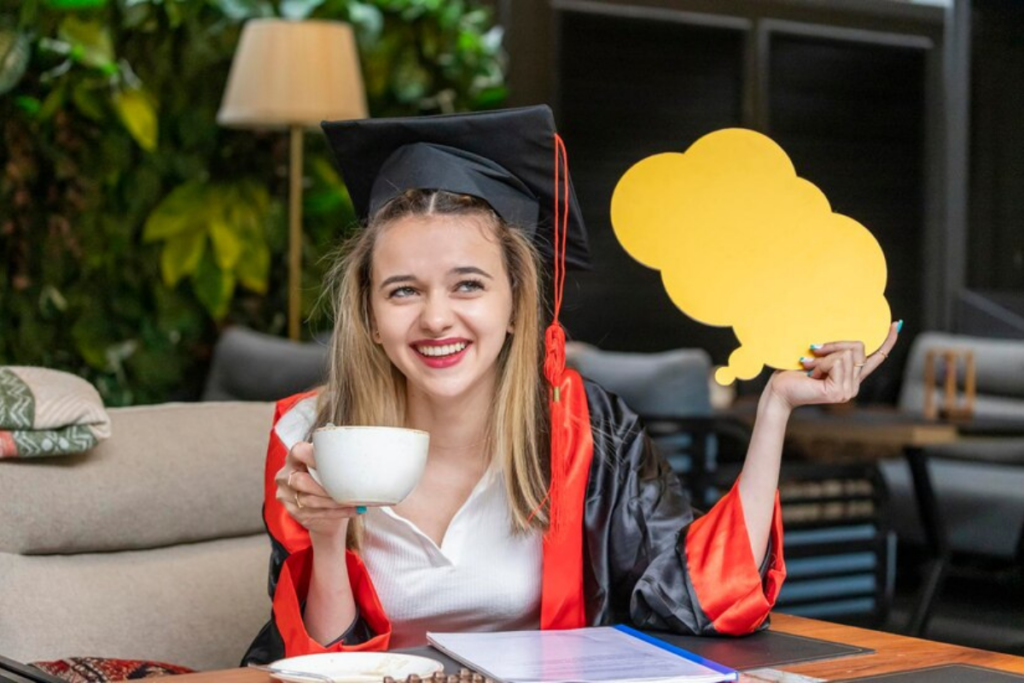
[0,536,269,671]
[0,402,274,554]
[0,401,276,671]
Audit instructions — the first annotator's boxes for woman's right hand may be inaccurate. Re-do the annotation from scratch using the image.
[276,441,361,544]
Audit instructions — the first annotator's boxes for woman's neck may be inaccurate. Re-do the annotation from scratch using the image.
[404,379,495,463]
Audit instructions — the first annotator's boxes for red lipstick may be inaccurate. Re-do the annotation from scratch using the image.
[411,338,471,369]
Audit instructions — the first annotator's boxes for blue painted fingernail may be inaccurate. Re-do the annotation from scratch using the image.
[810,344,823,351]
[356,506,367,514]
[800,356,810,363]
[896,320,904,333]
[807,370,814,376]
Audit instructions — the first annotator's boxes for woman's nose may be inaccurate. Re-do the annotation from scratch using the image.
[419,294,454,333]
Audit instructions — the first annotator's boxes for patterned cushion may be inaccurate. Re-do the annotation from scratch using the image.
[0,367,111,458]
[31,657,194,682]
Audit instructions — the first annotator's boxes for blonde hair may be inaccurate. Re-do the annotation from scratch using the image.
[317,190,550,548]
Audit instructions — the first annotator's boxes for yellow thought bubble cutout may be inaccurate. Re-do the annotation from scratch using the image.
[611,129,891,385]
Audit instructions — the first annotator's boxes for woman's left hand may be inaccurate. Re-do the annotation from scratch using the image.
[768,321,901,410]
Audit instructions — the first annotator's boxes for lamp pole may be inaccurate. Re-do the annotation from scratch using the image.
[288,124,304,341]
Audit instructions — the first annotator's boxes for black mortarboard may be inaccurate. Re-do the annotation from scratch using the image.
[321,105,591,270]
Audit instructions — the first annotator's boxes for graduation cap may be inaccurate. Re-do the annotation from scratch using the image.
[321,105,591,270]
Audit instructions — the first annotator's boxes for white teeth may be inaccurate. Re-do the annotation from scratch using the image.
[416,342,468,357]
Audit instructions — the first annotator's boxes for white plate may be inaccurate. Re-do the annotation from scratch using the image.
[268,652,445,683]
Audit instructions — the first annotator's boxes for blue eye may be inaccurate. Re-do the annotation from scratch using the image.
[388,286,417,299]
[456,279,485,293]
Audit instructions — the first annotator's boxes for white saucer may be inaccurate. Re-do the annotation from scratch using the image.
[268,652,444,683]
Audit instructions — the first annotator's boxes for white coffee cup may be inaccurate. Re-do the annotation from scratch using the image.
[310,425,430,507]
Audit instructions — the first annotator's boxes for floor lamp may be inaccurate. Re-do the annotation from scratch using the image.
[218,19,367,340]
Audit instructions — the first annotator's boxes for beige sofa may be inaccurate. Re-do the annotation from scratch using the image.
[0,401,276,672]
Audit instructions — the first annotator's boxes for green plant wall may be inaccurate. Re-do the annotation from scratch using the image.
[0,0,506,405]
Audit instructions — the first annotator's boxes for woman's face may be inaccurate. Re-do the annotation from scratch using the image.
[370,213,514,404]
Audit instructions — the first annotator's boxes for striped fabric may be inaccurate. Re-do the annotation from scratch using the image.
[0,367,111,458]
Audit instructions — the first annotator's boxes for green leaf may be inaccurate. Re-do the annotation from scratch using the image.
[227,182,270,291]
[208,0,274,21]
[280,0,325,20]
[124,163,163,220]
[192,250,235,320]
[209,216,243,270]
[58,17,115,70]
[457,29,482,54]
[235,232,270,293]
[143,181,208,242]
[112,87,158,152]
[71,309,113,370]
[154,285,205,340]
[393,46,431,103]
[164,0,183,28]
[472,84,507,109]
[348,2,384,43]
[121,2,151,29]
[14,96,40,115]
[46,0,109,8]
[160,228,206,287]
[37,83,67,121]
[239,180,270,216]
[71,81,106,121]
[0,29,32,96]
[305,156,351,216]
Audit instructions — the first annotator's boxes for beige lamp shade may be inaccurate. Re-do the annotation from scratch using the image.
[218,19,368,128]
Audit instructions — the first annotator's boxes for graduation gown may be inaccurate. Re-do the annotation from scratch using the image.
[241,373,785,664]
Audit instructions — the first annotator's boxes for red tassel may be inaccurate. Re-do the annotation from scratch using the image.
[544,324,566,402]
[540,370,593,629]
[545,132,571,533]
[537,133,591,629]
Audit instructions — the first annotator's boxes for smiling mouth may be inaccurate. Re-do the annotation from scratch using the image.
[415,342,469,358]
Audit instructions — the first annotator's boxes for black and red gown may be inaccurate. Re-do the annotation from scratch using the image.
[242,372,785,664]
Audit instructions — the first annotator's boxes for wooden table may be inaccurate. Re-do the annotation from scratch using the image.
[172,614,1024,682]
[781,407,959,451]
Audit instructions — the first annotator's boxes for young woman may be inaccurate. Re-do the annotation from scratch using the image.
[243,106,899,663]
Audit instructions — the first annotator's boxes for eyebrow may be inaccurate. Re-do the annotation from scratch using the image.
[378,267,493,291]
[452,266,493,280]
[379,274,415,290]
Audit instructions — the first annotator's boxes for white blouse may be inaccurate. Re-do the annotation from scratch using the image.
[276,398,543,649]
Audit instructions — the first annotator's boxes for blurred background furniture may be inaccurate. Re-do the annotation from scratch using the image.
[878,332,1024,634]
[0,400,274,671]
[772,462,895,627]
[202,326,328,402]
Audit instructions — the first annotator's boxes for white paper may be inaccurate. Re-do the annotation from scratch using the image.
[427,627,737,683]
